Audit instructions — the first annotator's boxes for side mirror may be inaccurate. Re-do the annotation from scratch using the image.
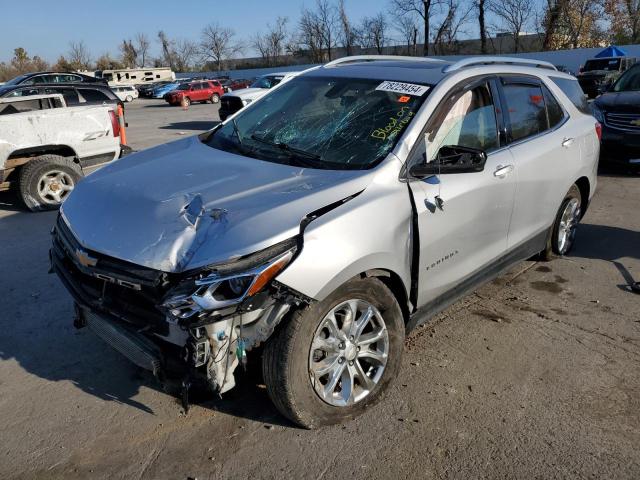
[409,145,487,178]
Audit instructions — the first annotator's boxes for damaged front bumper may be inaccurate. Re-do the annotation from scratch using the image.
[50,215,307,400]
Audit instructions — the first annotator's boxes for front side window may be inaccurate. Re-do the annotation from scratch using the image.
[420,83,498,162]
[502,83,548,142]
[204,76,430,170]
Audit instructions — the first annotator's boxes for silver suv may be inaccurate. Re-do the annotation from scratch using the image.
[51,56,599,428]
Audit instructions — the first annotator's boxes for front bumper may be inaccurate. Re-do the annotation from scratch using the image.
[600,127,640,168]
[50,215,300,396]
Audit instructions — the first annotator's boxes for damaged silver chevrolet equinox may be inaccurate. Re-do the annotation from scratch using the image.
[51,56,599,427]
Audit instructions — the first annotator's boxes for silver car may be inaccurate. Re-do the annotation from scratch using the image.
[51,56,599,428]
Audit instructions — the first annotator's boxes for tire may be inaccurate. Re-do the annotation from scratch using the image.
[183,97,191,107]
[125,95,133,102]
[18,155,82,211]
[539,184,582,260]
[210,93,220,104]
[262,277,405,428]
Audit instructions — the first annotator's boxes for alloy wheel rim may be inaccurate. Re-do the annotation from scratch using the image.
[558,198,580,254]
[308,299,389,407]
[37,170,74,204]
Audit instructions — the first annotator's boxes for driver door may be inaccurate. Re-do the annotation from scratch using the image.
[407,78,517,306]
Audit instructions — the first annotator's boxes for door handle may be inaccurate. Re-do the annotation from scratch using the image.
[562,137,574,148]
[494,164,514,178]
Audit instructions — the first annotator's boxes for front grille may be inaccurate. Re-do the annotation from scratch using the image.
[604,112,640,132]
[51,215,171,334]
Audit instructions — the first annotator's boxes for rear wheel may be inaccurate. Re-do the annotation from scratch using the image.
[540,185,582,259]
[182,97,191,107]
[262,277,404,428]
[18,155,82,211]
[210,93,220,104]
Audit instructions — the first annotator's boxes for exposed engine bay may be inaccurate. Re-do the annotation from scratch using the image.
[50,214,310,410]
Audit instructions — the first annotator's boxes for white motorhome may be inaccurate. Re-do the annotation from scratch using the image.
[95,67,176,86]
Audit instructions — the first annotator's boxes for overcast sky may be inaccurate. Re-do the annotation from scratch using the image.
[1,0,395,62]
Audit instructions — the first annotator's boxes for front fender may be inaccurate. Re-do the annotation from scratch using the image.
[276,165,412,302]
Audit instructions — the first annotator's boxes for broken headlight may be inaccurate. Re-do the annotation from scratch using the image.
[162,238,297,320]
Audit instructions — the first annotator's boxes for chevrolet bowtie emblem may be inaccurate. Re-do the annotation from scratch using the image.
[75,248,97,267]
[630,119,640,127]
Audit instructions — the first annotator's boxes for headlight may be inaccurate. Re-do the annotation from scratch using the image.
[591,103,604,123]
[162,239,297,320]
[241,99,253,106]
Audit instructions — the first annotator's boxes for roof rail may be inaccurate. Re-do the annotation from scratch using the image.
[443,56,557,73]
[325,55,447,68]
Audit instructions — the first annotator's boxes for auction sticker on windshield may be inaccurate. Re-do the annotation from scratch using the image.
[376,81,430,96]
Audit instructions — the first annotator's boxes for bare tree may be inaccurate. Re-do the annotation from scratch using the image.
[298,7,326,62]
[158,30,176,69]
[391,0,442,56]
[68,40,92,70]
[489,0,534,52]
[136,33,151,67]
[338,0,358,56]
[174,39,197,71]
[120,39,137,68]
[252,17,289,66]
[298,0,339,61]
[393,14,421,55]
[360,14,389,54]
[477,0,488,53]
[432,0,472,54]
[200,23,243,71]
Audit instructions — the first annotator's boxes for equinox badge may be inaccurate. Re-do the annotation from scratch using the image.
[75,248,97,268]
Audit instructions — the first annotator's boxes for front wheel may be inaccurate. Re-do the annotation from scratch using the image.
[210,93,220,104]
[262,277,404,428]
[125,95,133,102]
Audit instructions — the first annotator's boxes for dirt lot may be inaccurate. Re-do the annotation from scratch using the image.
[0,99,639,480]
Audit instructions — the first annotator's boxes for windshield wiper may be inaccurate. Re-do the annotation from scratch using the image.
[232,118,244,147]
[250,134,323,167]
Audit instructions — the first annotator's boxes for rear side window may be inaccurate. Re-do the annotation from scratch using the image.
[542,85,565,128]
[44,87,80,105]
[502,83,547,142]
[78,89,110,103]
[549,77,590,114]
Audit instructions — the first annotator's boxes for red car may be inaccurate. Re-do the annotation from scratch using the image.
[164,81,225,106]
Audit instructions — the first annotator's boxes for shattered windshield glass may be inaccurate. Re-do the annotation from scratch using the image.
[204,76,430,170]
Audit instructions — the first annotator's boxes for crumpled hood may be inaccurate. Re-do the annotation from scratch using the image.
[62,136,373,273]
[595,91,640,113]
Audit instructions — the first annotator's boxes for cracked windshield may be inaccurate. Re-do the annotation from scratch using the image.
[204,76,430,170]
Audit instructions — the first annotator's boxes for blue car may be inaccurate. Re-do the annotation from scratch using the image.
[152,82,181,99]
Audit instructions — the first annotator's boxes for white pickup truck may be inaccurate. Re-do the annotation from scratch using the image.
[0,94,122,210]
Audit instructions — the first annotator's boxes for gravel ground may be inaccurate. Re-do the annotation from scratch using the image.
[0,99,638,480]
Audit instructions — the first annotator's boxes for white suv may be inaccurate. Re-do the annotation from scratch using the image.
[52,56,599,427]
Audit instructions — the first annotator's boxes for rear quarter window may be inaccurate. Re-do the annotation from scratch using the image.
[549,77,590,114]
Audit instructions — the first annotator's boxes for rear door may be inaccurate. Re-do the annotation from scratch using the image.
[497,76,578,248]
[408,77,517,305]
